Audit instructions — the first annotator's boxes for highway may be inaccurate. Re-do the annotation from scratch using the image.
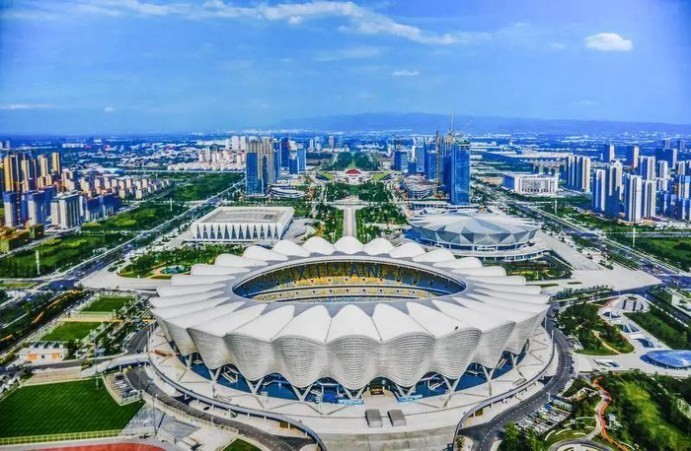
[459,320,573,451]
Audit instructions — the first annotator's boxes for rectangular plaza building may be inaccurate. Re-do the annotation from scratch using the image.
[191,206,293,242]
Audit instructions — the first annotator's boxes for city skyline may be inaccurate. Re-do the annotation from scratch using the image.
[1,0,691,134]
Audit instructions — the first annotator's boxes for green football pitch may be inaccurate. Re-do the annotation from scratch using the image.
[40,322,102,342]
[0,380,143,438]
[82,296,133,313]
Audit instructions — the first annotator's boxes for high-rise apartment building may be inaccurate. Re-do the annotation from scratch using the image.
[50,192,82,229]
[638,156,656,181]
[592,169,606,213]
[602,144,615,163]
[566,155,591,192]
[604,161,624,218]
[626,145,640,169]
[623,174,643,223]
[641,180,656,219]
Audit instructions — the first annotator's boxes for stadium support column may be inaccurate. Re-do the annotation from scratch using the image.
[247,377,265,395]
[481,366,495,396]
[510,353,523,377]
[442,376,462,408]
[291,383,314,402]
[210,368,221,396]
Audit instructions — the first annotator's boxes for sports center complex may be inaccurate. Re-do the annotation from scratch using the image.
[146,236,557,447]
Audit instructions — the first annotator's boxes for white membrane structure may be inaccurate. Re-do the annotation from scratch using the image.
[150,237,550,397]
[190,206,293,242]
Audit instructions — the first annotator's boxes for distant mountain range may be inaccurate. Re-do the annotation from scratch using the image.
[275,112,691,135]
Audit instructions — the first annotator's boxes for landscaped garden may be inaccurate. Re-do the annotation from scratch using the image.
[625,305,691,349]
[119,244,244,278]
[598,372,691,450]
[557,302,634,355]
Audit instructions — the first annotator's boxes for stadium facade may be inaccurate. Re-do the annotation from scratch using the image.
[150,237,550,403]
[409,212,539,252]
[190,206,293,242]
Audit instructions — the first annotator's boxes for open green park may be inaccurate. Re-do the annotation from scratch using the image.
[498,256,572,281]
[164,172,242,202]
[119,244,244,278]
[40,321,102,342]
[82,202,186,231]
[83,295,134,313]
[323,151,380,171]
[0,233,128,277]
[326,181,391,202]
[599,372,691,450]
[630,237,691,272]
[0,380,142,440]
[557,302,633,355]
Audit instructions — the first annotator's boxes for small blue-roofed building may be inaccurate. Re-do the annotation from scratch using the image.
[641,350,691,369]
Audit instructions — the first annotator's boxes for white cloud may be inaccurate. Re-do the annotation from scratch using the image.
[6,1,466,45]
[314,46,385,62]
[573,99,598,107]
[549,42,567,50]
[584,33,633,52]
[391,69,419,77]
[0,103,55,110]
[104,106,116,113]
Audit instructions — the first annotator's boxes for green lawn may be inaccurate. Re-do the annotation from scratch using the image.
[83,296,133,313]
[82,202,186,231]
[0,380,142,438]
[0,233,128,277]
[223,439,260,451]
[40,322,102,342]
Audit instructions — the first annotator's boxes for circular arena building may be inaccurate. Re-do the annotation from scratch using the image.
[409,212,539,252]
[149,237,550,405]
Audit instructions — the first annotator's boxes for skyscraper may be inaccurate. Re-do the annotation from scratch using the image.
[279,137,290,169]
[602,144,615,163]
[3,154,21,192]
[448,138,471,205]
[626,145,640,169]
[638,156,656,181]
[641,180,656,219]
[592,169,606,213]
[245,138,274,195]
[604,161,624,218]
[566,156,591,192]
[656,147,678,167]
[2,191,21,227]
[424,151,438,182]
[393,150,408,171]
[414,146,425,174]
[297,148,306,173]
[623,174,643,223]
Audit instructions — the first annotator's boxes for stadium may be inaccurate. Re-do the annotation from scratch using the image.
[409,212,540,252]
[149,236,550,405]
[190,206,293,242]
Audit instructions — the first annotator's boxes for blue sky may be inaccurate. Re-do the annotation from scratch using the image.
[1,0,690,133]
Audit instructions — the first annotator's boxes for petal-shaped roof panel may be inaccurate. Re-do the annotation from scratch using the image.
[388,242,426,258]
[272,240,311,257]
[362,238,395,256]
[334,236,364,254]
[302,236,336,255]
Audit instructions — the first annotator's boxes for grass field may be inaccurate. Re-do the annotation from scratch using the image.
[40,322,102,342]
[223,439,260,451]
[83,296,133,313]
[0,233,128,277]
[0,380,143,438]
